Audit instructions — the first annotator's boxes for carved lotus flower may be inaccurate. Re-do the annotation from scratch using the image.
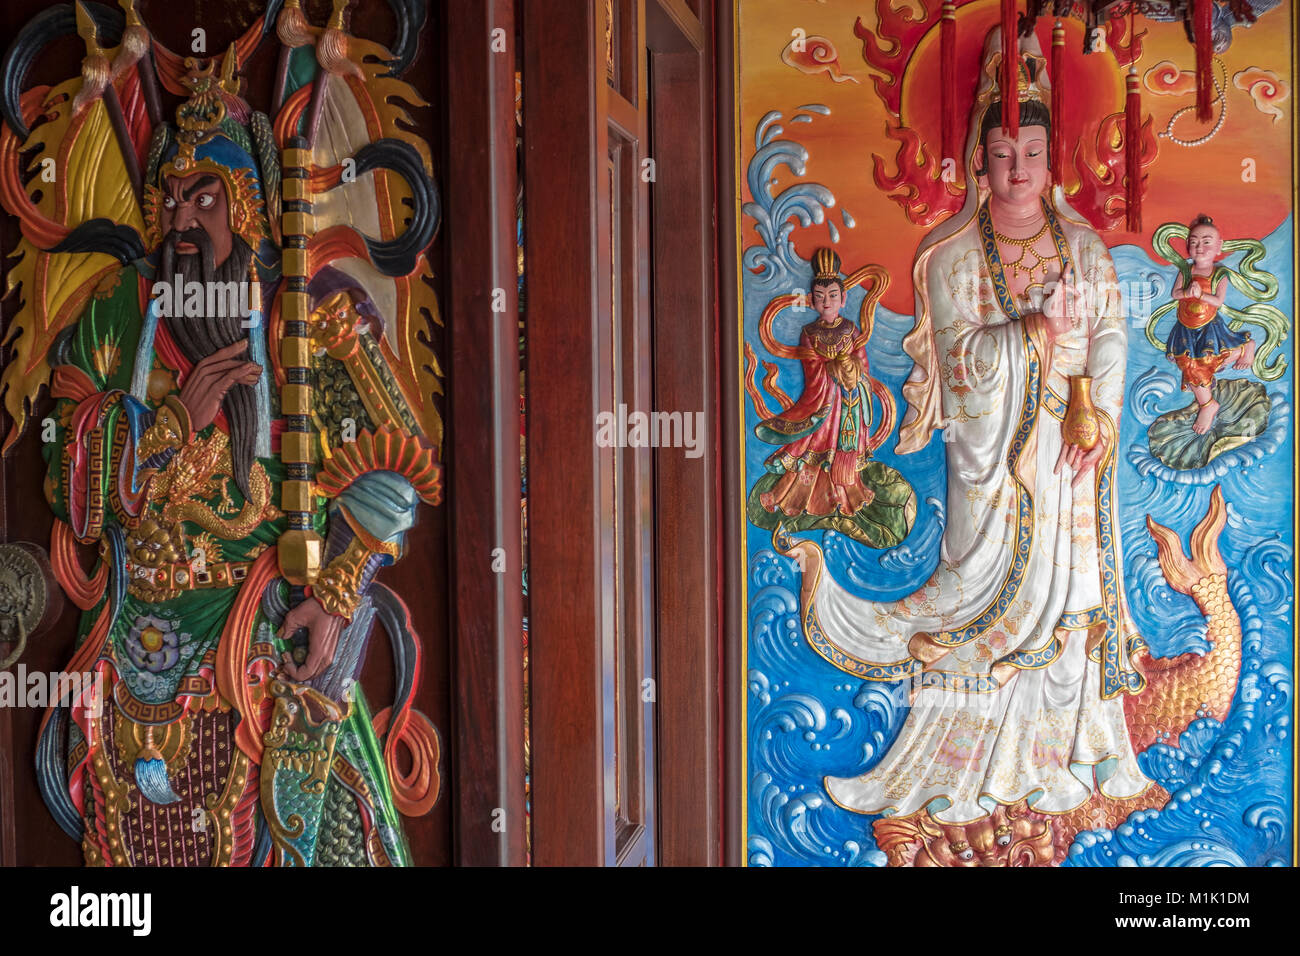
[933,726,987,771]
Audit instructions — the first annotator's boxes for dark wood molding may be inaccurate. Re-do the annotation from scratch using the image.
[612,0,657,866]
[443,0,526,867]
[0,288,10,866]
[648,0,704,53]
[608,89,641,141]
[647,3,721,865]
[714,0,745,869]
[522,0,612,866]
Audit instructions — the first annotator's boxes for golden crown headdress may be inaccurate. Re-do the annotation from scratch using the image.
[812,248,842,282]
[974,26,1051,117]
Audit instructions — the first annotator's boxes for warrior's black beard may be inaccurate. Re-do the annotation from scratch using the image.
[159,230,259,499]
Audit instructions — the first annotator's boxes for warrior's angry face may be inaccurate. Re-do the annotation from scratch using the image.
[159,172,233,267]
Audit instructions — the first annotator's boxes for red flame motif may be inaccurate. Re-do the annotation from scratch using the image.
[855,7,937,119]
[872,122,964,227]
[856,0,1158,234]
[1072,110,1159,233]
[1104,11,1145,69]
[857,3,962,225]
[781,35,861,84]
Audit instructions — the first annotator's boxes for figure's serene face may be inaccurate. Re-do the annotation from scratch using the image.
[1187,224,1223,269]
[979,125,1049,207]
[160,173,233,266]
[811,283,842,322]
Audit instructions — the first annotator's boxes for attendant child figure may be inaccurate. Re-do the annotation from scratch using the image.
[1166,214,1257,434]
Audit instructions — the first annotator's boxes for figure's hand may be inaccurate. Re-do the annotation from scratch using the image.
[1053,429,1109,489]
[1188,283,1203,299]
[1039,266,1078,338]
[828,355,859,391]
[177,340,263,433]
[278,597,345,683]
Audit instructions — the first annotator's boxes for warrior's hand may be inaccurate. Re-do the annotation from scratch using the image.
[278,597,345,683]
[177,340,263,433]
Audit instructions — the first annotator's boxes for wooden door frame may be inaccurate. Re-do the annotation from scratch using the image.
[646,0,721,866]
[523,0,721,866]
[443,0,528,867]
[522,0,611,866]
[714,0,744,869]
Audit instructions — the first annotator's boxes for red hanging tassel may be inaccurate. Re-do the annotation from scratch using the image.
[1193,0,1213,121]
[1125,67,1142,233]
[941,1,958,163]
[1050,19,1065,186]
[1001,0,1019,135]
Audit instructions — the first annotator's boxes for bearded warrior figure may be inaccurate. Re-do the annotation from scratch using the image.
[0,0,444,866]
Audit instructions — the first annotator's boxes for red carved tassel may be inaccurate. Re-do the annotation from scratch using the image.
[941,1,958,163]
[1001,0,1019,135]
[1050,19,1065,186]
[1125,67,1142,233]
[1193,0,1213,121]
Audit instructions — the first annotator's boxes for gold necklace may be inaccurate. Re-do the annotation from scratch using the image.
[994,219,1056,281]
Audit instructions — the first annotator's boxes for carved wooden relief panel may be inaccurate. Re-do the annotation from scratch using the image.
[0,0,446,866]
[734,0,1294,867]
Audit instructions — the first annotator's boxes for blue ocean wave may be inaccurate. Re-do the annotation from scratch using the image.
[741,107,836,292]
[1065,577,1291,866]
[1127,389,1290,486]
[1130,365,1181,426]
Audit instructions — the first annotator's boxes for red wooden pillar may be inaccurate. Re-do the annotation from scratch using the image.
[646,0,721,866]
[444,0,527,866]
[522,0,615,866]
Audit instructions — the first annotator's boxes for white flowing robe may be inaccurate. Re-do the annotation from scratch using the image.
[809,204,1152,824]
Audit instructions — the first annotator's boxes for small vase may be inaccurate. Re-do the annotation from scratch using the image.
[1062,375,1100,451]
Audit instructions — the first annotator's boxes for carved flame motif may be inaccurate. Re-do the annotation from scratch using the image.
[855,1,1158,231]
[1071,111,1159,233]
[1104,12,1145,69]
[870,123,965,227]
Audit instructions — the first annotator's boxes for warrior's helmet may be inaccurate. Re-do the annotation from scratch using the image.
[142,50,279,265]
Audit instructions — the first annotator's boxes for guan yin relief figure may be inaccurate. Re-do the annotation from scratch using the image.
[0,0,443,866]
[743,6,1285,868]
[784,25,1162,861]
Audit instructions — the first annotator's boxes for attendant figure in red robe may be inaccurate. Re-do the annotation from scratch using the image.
[757,249,877,517]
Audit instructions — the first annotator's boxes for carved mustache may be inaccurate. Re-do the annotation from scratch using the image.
[159,227,215,286]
